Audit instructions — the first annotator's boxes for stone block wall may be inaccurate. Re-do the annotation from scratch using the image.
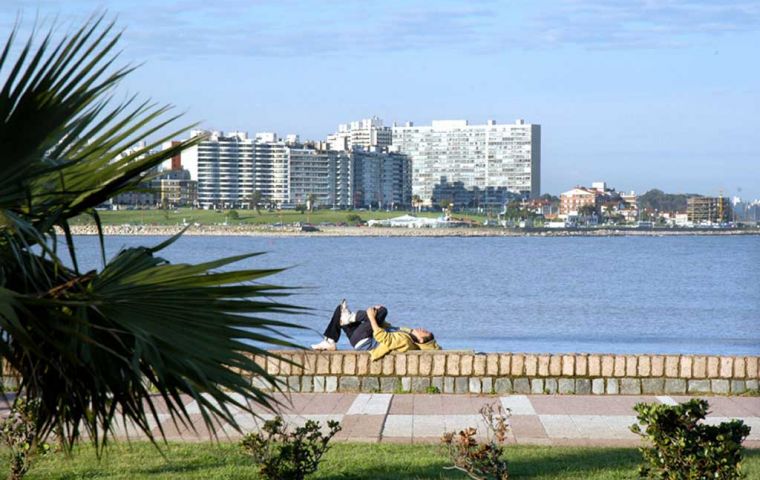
[249,351,760,395]
[3,352,758,395]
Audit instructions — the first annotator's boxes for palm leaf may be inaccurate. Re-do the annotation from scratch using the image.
[0,14,306,451]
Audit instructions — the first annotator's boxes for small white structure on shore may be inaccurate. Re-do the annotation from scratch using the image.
[368,214,444,228]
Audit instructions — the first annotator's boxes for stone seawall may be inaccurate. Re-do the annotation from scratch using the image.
[250,351,759,395]
[4,351,757,395]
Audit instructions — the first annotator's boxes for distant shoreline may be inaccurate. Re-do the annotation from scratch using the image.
[67,225,760,237]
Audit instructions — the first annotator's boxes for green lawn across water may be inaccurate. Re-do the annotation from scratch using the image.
[70,208,490,227]
[6,442,760,479]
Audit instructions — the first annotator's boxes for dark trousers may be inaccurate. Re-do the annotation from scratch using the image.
[323,305,372,347]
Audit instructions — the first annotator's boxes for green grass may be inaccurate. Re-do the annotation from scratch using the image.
[71,208,490,227]
[5,442,760,479]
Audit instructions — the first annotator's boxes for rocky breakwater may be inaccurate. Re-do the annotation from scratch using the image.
[67,224,760,237]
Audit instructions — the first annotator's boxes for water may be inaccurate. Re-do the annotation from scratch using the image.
[66,235,760,355]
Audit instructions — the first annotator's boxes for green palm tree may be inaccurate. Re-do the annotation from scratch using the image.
[0,16,304,454]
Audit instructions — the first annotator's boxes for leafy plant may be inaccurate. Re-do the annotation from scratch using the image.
[630,398,751,479]
[227,209,239,220]
[441,402,510,480]
[425,385,441,394]
[241,416,341,480]
[0,14,304,455]
[346,213,362,223]
[1,399,51,480]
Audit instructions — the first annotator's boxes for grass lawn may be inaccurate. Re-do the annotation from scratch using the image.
[70,208,490,227]
[6,442,760,479]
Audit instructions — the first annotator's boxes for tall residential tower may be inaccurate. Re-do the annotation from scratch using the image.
[392,119,541,205]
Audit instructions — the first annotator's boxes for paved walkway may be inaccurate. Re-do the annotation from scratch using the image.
[111,393,760,447]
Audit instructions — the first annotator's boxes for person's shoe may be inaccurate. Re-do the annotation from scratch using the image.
[311,337,336,351]
[339,299,357,325]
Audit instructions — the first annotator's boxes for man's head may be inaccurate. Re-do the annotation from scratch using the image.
[375,306,388,323]
[410,328,434,344]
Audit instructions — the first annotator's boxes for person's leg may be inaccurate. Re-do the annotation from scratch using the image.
[354,337,378,351]
[322,304,343,341]
[312,304,342,350]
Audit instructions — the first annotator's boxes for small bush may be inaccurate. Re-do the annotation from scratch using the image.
[631,398,751,480]
[295,204,306,214]
[346,213,362,223]
[441,402,510,480]
[425,385,441,394]
[227,209,239,220]
[241,416,341,480]
[1,399,51,480]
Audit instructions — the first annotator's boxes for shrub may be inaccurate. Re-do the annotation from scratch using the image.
[1,399,51,480]
[346,213,362,223]
[425,385,441,394]
[295,204,307,214]
[227,209,239,220]
[630,398,751,480]
[241,416,341,480]
[441,402,510,480]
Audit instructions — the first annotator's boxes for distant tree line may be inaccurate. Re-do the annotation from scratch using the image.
[638,189,701,212]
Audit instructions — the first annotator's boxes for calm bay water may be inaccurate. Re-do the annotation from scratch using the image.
[70,235,760,355]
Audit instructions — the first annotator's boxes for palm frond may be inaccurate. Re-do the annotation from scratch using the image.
[0,14,306,451]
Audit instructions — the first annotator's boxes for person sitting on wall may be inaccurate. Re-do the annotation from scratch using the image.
[311,300,440,360]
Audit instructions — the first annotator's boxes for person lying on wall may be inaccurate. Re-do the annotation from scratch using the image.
[312,300,441,360]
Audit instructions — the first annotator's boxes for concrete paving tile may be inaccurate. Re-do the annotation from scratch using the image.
[298,393,356,414]
[509,415,547,439]
[346,393,392,415]
[334,414,385,440]
[569,415,638,440]
[413,415,447,437]
[726,397,760,417]
[443,414,488,437]
[529,395,656,415]
[412,394,444,414]
[383,415,414,437]
[500,395,536,415]
[539,415,583,439]
[656,396,678,405]
[155,413,220,440]
[388,395,414,414]
[439,394,484,414]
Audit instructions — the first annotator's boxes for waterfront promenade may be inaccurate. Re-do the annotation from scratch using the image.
[80,393,760,448]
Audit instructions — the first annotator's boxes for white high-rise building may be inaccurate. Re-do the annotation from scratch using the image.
[188,128,412,210]
[392,119,541,204]
[189,130,253,209]
[327,116,392,151]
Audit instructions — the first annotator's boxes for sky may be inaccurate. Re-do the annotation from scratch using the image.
[2,0,759,199]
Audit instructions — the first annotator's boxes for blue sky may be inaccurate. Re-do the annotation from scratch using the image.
[3,0,760,198]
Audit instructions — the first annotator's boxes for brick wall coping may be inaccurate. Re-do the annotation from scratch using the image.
[238,351,760,395]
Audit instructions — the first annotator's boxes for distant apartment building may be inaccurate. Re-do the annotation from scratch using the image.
[560,182,637,220]
[181,130,254,209]
[560,187,600,216]
[351,150,412,209]
[392,119,541,205]
[183,130,410,209]
[687,196,731,224]
[327,116,392,152]
[158,169,197,208]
